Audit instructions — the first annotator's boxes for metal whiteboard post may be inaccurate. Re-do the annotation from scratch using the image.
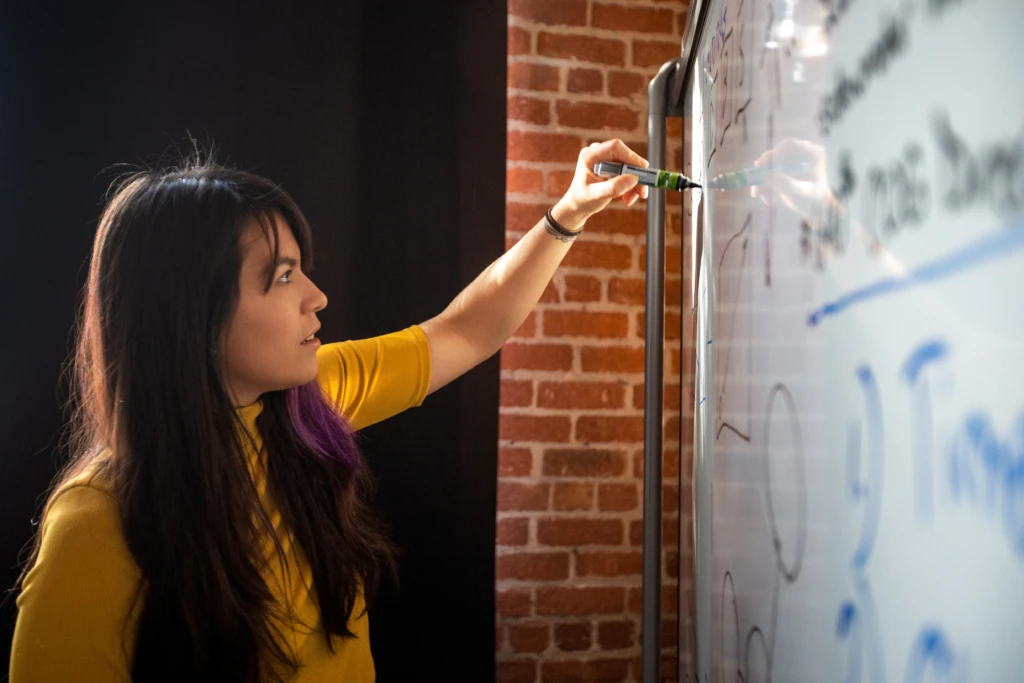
[643,56,685,683]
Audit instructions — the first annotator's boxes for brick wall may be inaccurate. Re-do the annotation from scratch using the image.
[498,2,694,682]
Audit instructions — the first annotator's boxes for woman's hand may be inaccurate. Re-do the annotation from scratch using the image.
[550,139,650,232]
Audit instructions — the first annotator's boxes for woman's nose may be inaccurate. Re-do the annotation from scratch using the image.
[308,283,328,313]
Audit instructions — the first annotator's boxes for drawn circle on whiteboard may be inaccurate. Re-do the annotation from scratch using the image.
[744,625,771,683]
[718,572,741,683]
[761,382,807,583]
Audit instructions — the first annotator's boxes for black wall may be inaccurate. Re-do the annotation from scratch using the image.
[0,1,504,680]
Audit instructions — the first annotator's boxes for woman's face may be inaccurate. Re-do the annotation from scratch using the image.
[220,216,327,406]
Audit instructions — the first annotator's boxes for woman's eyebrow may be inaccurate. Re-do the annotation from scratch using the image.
[274,256,298,269]
[262,255,299,281]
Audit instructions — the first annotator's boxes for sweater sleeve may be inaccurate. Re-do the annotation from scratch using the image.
[315,324,433,431]
[9,483,142,683]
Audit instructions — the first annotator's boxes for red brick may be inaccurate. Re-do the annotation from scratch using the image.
[669,211,684,237]
[544,311,629,338]
[508,622,550,654]
[633,39,681,68]
[627,584,678,614]
[554,622,591,651]
[664,414,680,439]
[507,167,545,195]
[535,586,626,615]
[496,589,532,617]
[541,657,631,682]
[667,116,683,138]
[513,310,538,338]
[509,95,552,125]
[508,131,582,163]
[598,483,639,512]
[497,660,537,683]
[576,551,643,577]
[497,551,570,581]
[556,100,638,131]
[498,481,551,511]
[576,415,644,443]
[509,26,532,55]
[592,4,675,33]
[507,201,549,232]
[508,62,561,92]
[509,0,587,26]
[585,208,646,235]
[501,342,573,371]
[666,277,683,306]
[608,70,647,98]
[540,280,561,303]
[576,135,648,161]
[537,381,625,410]
[562,274,602,302]
[677,482,692,513]
[500,415,572,443]
[561,241,633,270]
[581,345,645,373]
[552,482,595,511]
[538,32,626,66]
[501,379,534,407]
[598,620,636,650]
[665,550,679,578]
[566,67,603,94]
[636,310,682,341]
[546,170,576,197]
[661,618,680,647]
[497,518,530,545]
[499,447,533,477]
[632,448,681,479]
[537,518,624,546]
[628,655,679,683]
[670,348,681,374]
[632,382,682,411]
[542,448,627,477]
[639,245,682,273]
[608,277,645,304]
[628,517,679,547]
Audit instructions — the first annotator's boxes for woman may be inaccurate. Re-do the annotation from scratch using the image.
[8,139,647,682]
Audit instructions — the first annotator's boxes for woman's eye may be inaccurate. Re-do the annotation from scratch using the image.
[278,269,293,284]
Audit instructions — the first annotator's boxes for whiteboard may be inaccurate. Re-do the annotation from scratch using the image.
[685,0,1024,680]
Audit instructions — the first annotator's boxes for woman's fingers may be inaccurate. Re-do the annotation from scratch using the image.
[579,175,639,209]
[582,138,649,173]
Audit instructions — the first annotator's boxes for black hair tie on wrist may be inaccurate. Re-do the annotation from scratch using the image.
[544,208,582,238]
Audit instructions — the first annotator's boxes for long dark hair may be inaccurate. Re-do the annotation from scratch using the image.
[13,150,397,681]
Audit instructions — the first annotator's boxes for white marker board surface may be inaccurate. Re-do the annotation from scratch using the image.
[684,0,1024,680]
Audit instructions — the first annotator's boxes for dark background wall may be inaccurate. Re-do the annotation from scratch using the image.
[0,1,504,680]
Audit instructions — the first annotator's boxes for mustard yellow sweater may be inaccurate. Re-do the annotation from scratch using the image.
[10,326,432,682]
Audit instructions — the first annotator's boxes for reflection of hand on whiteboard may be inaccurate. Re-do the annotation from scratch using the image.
[747,137,829,222]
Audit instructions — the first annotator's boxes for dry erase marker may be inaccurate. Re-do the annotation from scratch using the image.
[594,161,701,191]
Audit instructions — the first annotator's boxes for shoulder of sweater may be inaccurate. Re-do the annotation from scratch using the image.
[43,462,120,534]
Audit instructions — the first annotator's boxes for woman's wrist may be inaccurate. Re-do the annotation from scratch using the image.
[549,198,588,234]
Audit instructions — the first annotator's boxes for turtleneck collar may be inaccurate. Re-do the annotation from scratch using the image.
[235,398,264,433]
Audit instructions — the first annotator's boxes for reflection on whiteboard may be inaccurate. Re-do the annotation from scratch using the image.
[687,0,1024,680]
